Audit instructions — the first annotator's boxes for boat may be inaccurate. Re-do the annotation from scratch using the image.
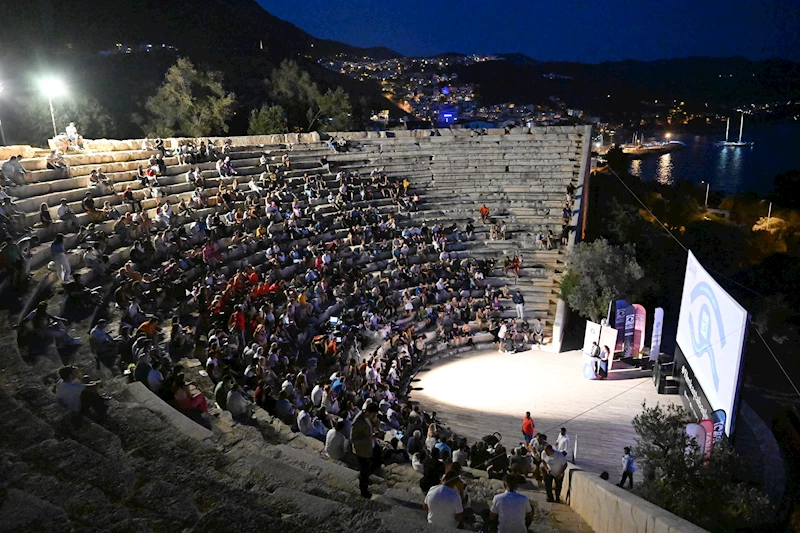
[717,113,754,147]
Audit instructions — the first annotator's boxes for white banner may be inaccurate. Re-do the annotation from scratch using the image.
[582,321,602,356]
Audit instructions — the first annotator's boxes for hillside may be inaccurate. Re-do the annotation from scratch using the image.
[0,0,401,140]
[454,55,800,113]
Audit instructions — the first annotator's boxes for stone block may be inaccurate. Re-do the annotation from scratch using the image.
[126,381,213,442]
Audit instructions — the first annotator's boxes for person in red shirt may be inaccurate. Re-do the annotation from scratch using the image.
[228,305,246,346]
[522,411,535,446]
[479,204,490,223]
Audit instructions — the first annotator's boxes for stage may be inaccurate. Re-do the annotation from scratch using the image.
[409,347,681,479]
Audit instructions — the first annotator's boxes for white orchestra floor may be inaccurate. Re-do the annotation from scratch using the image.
[409,347,681,480]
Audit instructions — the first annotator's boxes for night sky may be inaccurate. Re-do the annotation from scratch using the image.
[258,0,800,63]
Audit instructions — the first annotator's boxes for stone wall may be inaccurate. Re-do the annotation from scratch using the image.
[0,145,40,160]
[50,125,592,153]
[565,464,708,533]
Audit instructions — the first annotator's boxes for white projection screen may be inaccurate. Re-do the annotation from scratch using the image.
[675,251,749,435]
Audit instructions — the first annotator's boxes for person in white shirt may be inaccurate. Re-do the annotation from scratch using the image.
[489,474,533,533]
[423,470,464,529]
[556,427,571,459]
[411,452,425,474]
[311,383,324,407]
[226,382,252,421]
[324,420,351,461]
[541,445,568,502]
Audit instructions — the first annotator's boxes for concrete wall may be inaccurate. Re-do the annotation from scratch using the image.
[565,464,708,533]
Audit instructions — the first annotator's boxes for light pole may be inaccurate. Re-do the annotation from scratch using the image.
[38,77,66,138]
[701,181,709,207]
[0,84,6,146]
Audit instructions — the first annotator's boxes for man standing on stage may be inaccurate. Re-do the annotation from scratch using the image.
[522,412,535,447]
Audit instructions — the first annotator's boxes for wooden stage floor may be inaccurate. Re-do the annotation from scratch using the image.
[409,347,681,480]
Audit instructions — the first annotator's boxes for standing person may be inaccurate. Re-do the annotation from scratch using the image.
[522,412,535,447]
[489,474,533,533]
[351,402,381,498]
[423,470,464,528]
[598,345,610,379]
[50,233,71,282]
[541,445,568,503]
[512,290,525,319]
[618,447,636,489]
[556,428,571,459]
[590,341,602,376]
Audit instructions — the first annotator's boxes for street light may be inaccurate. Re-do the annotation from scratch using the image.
[38,77,67,138]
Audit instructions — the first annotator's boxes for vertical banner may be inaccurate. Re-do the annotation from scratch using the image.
[632,304,647,358]
[614,300,628,352]
[623,304,636,357]
[599,326,619,372]
[582,321,602,356]
[685,423,708,457]
[699,419,714,457]
[650,307,664,361]
[582,321,602,380]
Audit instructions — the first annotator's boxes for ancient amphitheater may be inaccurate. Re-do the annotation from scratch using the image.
[0,126,706,532]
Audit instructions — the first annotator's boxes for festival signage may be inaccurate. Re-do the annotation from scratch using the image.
[674,252,749,436]
[614,300,628,352]
[623,304,636,357]
[582,321,602,356]
[650,307,664,361]
[632,304,646,358]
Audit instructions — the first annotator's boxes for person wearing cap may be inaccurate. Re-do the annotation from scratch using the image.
[489,474,533,533]
[423,469,464,528]
[351,401,382,498]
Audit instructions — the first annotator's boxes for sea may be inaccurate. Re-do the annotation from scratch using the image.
[612,123,800,196]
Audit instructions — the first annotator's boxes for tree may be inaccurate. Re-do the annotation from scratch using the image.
[560,238,644,322]
[314,87,354,131]
[9,95,115,146]
[265,60,320,130]
[247,104,287,135]
[632,403,773,532]
[264,60,356,132]
[143,58,236,137]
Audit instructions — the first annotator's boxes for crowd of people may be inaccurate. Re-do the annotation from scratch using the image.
[6,133,604,531]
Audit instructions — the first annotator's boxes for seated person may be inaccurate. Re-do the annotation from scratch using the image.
[47,150,69,178]
[16,301,80,347]
[54,365,107,420]
[89,319,120,367]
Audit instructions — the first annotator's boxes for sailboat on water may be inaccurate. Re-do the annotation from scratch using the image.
[717,113,754,147]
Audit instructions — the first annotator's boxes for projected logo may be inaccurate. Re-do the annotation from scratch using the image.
[687,282,726,391]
